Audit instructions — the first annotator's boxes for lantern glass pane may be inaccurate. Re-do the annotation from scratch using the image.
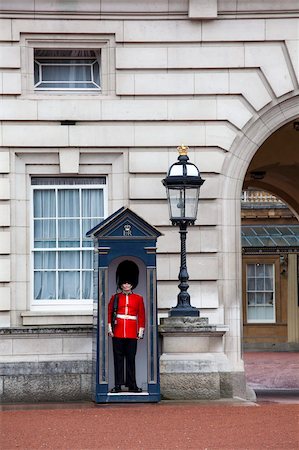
[167,186,199,221]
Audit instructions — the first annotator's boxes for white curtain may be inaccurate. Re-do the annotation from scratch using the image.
[33,188,103,301]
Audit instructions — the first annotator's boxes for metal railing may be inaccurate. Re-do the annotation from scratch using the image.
[241,190,284,204]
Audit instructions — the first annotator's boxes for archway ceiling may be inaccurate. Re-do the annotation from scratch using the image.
[243,121,299,215]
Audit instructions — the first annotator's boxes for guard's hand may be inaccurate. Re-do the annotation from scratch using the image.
[108,331,114,337]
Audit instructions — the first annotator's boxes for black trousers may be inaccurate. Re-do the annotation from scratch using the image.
[112,337,138,388]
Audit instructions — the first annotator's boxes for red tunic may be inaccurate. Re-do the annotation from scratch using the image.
[108,292,145,339]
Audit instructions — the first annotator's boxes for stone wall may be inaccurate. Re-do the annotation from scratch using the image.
[0,0,298,400]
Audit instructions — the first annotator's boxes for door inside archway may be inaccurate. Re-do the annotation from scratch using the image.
[241,120,299,350]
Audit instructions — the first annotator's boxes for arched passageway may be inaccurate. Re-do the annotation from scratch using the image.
[223,97,299,392]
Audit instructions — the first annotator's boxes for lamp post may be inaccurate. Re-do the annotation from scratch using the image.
[162,145,205,317]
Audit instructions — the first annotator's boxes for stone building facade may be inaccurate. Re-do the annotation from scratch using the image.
[0,0,298,401]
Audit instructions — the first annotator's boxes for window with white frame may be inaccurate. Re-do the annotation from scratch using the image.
[246,263,275,322]
[34,49,101,90]
[31,177,106,305]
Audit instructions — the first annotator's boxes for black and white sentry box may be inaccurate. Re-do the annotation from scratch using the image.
[86,207,162,403]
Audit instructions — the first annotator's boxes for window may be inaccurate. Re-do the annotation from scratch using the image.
[246,263,275,323]
[32,177,106,305]
[34,49,101,90]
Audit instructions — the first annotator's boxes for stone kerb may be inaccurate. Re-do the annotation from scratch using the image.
[158,317,231,400]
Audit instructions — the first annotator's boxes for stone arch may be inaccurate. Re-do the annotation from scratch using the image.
[219,95,299,362]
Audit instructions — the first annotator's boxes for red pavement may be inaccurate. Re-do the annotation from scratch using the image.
[1,399,299,450]
[243,352,299,391]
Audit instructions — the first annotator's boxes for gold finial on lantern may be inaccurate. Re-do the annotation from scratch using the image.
[177,145,189,156]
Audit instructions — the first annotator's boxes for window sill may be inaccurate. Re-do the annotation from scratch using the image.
[21,311,93,326]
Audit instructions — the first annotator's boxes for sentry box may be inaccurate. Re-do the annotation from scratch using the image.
[86,207,161,403]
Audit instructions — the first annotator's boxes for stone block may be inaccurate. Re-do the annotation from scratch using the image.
[129,176,164,199]
[0,99,37,120]
[102,100,168,121]
[131,202,169,226]
[116,47,167,69]
[134,73,195,95]
[163,336,210,353]
[2,72,21,94]
[202,18,265,41]
[229,70,272,111]
[1,374,82,402]
[69,125,134,147]
[116,73,135,95]
[0,231,10,254]
[194,149,226,173]
[63,337,92,355]
[101,0,169,13]
[129,150,168,173]
[0,20,12,40]
[59,148,79,173]
[245,43,294,97]
[169,45,244,68]
[3,125,68,147]
[0,287,10,310]
[158,254,218,280]
[0,204,10,226]
[0,257,10,281]
[80,373,92,398]
[37,99,101,121]
[194,71,229,94]
[0,338,12,356]
[0,312,10,327]
[266,18,299,40]
[0,152,10,173]
[123,20,202,42]
[205,124,236,151]
[0,0,34,12]
[286,41,299,84]
[134,124,205,147]
[167,98,216,121]
[0,47,20,68]
[217,97,253,129]
[13,337,63,355]
[197,200,219,225]
[160,372,220,399]
[189,0,217,18]
[0,178,10,199]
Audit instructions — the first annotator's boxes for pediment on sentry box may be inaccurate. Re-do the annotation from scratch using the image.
[86,207,162,240]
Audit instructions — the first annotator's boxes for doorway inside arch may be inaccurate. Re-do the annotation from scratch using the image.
[241,120,299,392]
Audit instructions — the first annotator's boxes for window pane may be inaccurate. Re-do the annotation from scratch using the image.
[58,271,80,299]
[256,278,264,291]
[32,181,105,302]
[247,278,255,291]
[82,189,104,217]
[33,190,56,217]
[265,277,273,290]
[265,292,274,305]
[58,189,79,217]
[247,264,255,277]
[247,293,255,305]
[82,251,92,269]
[34,252,56,269]
[246,262,275,322]
[58,219,80,247]
[34,219,56,248]
[82,271,93,299]
[41,64,92,82]
[34,271,56,299]
[58,251,80,269]
[256,264,265,277]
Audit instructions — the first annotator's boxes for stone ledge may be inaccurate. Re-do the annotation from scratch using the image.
[21,311,93,326]
[159,316,229,335]
[0,326,93,336]
[0,360,92,376]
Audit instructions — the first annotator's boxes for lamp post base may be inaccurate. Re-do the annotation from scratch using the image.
[169,306,200,317]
